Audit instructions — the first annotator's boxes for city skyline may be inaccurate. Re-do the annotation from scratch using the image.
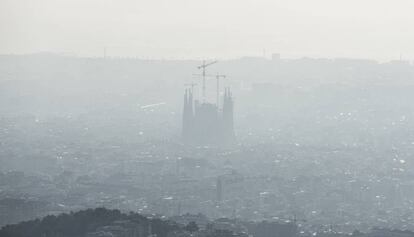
[1,0,414,61]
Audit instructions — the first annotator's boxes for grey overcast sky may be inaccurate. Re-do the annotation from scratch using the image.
[1,0,414,60]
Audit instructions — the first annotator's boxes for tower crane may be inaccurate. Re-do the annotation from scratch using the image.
[197,60,218,102]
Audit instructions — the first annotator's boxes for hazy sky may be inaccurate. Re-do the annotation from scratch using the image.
[1,0,414,60]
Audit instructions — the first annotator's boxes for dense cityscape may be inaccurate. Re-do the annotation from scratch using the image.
[2,54,414,236]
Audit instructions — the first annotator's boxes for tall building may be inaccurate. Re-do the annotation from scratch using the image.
[182,87,235,146]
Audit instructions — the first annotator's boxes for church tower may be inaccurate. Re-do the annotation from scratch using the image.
[222,88,235,144]
[182,89,194,142]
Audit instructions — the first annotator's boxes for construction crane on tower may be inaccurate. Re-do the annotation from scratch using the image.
[197,60,218,102]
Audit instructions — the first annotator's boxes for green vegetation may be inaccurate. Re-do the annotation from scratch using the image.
[0,208,178,237]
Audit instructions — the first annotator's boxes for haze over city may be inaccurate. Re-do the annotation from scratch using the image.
[2,0,414,60]
[3,1,414,237]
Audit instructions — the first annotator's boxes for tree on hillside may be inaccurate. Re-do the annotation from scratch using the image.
[185,221,199,233]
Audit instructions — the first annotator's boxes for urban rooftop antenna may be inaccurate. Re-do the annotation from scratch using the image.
[197,60,218,102]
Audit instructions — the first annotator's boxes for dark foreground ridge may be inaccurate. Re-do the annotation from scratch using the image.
[0,208,178,237]
[1,208,414,237]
